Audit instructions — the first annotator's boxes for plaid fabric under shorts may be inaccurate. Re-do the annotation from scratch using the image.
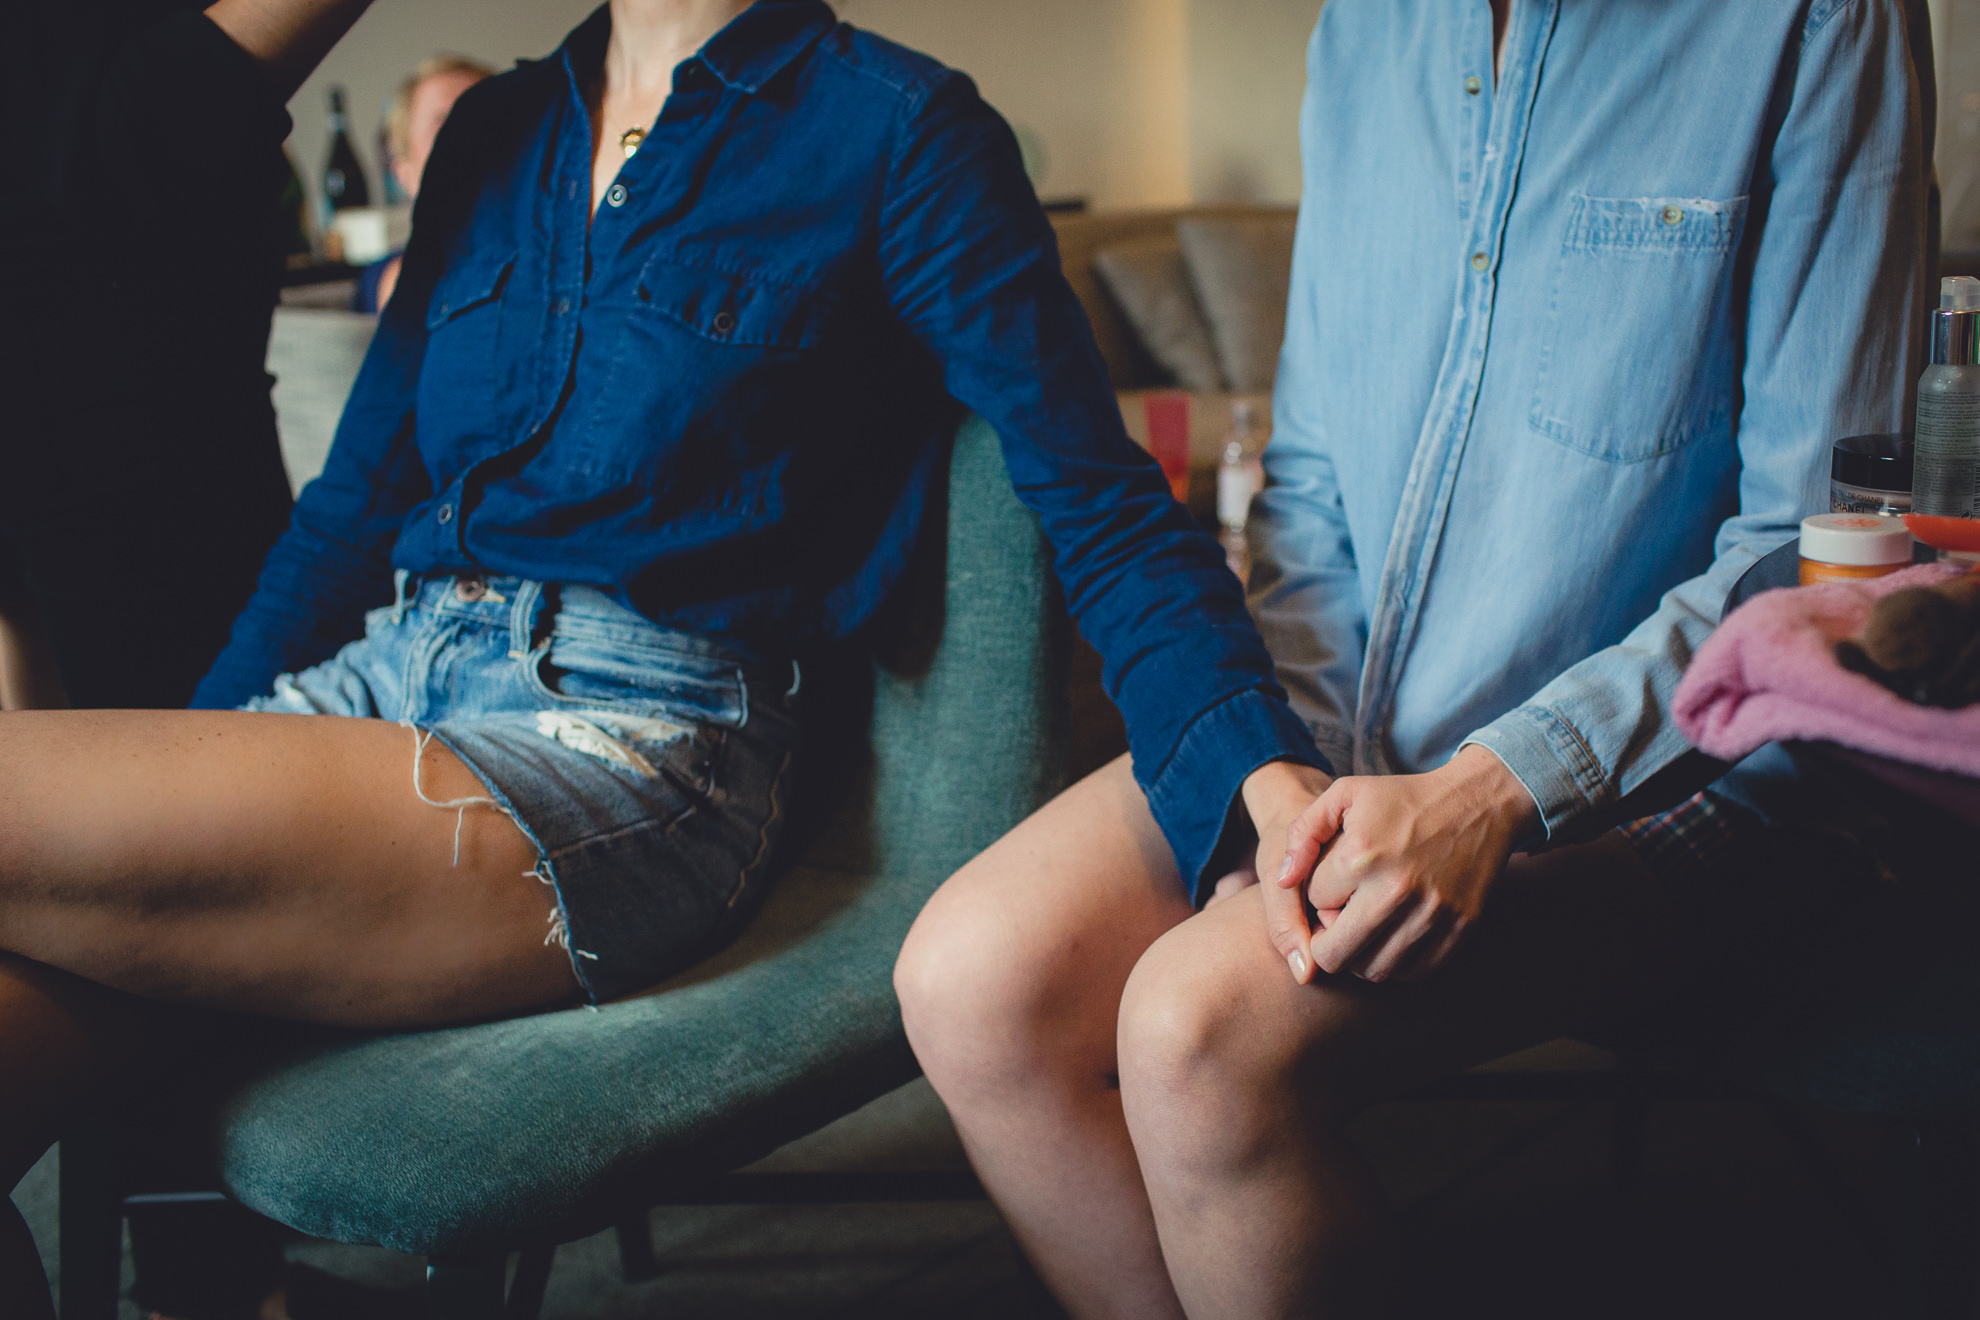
[1615,789,1762,885]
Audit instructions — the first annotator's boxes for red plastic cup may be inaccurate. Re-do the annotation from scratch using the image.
[1143,391,1191,504]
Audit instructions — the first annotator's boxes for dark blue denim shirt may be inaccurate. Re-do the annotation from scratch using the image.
[196,1,1325,890]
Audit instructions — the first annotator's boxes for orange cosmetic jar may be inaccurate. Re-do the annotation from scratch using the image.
[1798,513,1915,584]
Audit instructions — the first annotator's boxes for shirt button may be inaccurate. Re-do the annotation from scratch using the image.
[454,577,486,602]
[1470,252,1490,271]
[712,311,737,334]
[606,183,628,207]
[1662,204,1685,226]
[1464,75,1482,95]
[556,297,572,315]
[437,503,454,524]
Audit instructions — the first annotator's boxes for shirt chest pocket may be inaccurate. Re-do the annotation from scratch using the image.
[422,255,518,396]
[1528,194,1746,464]
[629,257,833,349]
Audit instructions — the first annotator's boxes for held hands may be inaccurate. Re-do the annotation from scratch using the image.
[1244,746,1540,987]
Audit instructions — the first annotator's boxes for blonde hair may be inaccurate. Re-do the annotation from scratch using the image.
[386,55,495,161]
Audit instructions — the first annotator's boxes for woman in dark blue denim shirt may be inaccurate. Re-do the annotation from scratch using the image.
[0,2,1329,1307]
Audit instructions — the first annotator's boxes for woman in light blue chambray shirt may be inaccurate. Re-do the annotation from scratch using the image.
[899,1,1936,1313]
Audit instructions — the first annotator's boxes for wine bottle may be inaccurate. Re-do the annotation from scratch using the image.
[322,86,371,213]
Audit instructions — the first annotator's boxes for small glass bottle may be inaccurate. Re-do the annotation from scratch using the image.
[1217,401,1265,580]
[1829,434,1913,515]
[1912,275,1980,519]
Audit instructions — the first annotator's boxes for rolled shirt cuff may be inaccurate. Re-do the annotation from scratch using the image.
[1140,687,1333,904]
[1460,704,1606,846]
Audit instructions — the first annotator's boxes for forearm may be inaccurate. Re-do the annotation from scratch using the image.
[204,0,374,98]
[1241,759,1332,838]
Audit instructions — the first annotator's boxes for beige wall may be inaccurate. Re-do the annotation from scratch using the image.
[1185,0,1316,203]
[1930,0,1980,248]
[286,0,1320,221]
[843,0,1319,206]
[838,0,1192,207]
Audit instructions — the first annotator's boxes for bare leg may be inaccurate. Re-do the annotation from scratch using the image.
[0,709,576,1027]
[0,954,152,1317]
[1116,835,1677,1319]
[0,707,583,1313]
[903,753,1680,1320]
[897,756,1194,1320]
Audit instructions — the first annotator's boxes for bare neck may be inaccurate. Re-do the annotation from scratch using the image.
[604,0,754,100]
[1490,0,1510,82]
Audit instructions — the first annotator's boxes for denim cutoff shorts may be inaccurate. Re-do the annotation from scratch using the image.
[241,572,801,1003]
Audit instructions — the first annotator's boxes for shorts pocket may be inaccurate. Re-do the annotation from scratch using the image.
[522,631,747,730]
[1528,194,1745,464]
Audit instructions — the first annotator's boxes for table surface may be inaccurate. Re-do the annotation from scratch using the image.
[1728,539,1980,829]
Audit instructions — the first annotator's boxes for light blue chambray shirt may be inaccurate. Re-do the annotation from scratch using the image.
[1251,0,1935,843]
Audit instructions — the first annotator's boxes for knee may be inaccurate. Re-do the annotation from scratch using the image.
[895,865,1101,1100]
[1117,922,1342,1134]
[1118,930,1265,1107]
[896,871,1043,1091]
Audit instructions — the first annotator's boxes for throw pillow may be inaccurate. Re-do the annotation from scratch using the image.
[1177,216,1296,393]
[1091,238,1228,393]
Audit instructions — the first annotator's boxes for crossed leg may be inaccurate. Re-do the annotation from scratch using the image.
[898,756,1679,1319]
[0,708,581,1311]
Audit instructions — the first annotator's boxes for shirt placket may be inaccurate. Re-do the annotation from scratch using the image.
[1350,0,1559,775]
[477,57,724,487]
[533,97,593,435]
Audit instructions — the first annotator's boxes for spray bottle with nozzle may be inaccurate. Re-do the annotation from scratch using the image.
[1912,275,1980,523]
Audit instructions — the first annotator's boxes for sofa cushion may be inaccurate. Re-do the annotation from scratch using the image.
[1092,239,1226,393]
[1177,216,1297,393]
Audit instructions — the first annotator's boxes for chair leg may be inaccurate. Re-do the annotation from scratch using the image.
[1607,1053,1649,1194]
[1908,1114,1979,1320]
[1892,1117,1928,1320]
[506,1244,556,1320]
[57,1132,121,1320]
[615,1212,661,1281]
[425,1254,507,1320]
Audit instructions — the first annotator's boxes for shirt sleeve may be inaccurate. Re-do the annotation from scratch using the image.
[189,284,433,709]
[874,72,1329,894]
[187,109,493,708]
[1246,187,1370,777]
[1462,0,1932,842]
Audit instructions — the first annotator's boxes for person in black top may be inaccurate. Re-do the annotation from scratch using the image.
[0,0,371,713]
[1,6,375,1315]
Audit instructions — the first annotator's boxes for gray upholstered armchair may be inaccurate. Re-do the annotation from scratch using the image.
[57,408,1068,1319]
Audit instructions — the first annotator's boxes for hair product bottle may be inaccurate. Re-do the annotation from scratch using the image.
[1912,276,1980,520]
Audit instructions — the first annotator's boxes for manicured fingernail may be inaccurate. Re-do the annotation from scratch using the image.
[1277,854,1294,882]
[1288,950,1308,980]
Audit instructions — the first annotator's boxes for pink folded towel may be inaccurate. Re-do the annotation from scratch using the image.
[1674,563,1980,777]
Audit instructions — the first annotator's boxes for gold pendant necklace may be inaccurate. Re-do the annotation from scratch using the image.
[619,127,646,160]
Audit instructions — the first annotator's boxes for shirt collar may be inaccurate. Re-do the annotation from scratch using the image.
[561,1,834,102]
[699,1,836,94]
